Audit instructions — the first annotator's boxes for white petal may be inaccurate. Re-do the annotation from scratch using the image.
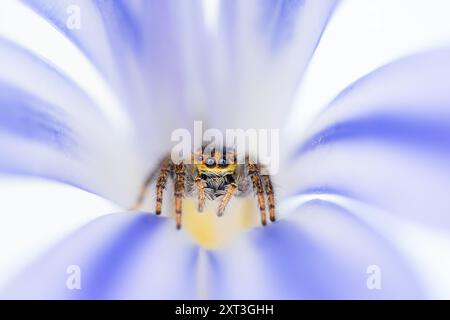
[0,176,121,290]
[1,211,198,299]
[286,0,450,144]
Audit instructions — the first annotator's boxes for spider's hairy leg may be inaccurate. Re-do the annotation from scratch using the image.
[195,177,206,212]
[155,157,172,215]
[174,162,186,229]
[249,164,267,226]
[217,182,237,217]
[262,175,276,222]
[131,158,167,211]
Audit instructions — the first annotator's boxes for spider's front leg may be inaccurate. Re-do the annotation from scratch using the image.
[155,157,172,215]
[195,177,206,212]
[192,152,206,212]
[248,163,267,226]
[174,162,186,229]
[217,182,237,217]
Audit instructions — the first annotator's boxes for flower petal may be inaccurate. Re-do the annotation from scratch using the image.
[23,0,198,155]
[0,2,148,204]
[2,0,135,135]
[1,213,199,299]
[206,0,337,131]
[207,201,426,299]
[22,0,138,91]
[286,48,450,230]
[286,0,450,142]
[0,176,121,290]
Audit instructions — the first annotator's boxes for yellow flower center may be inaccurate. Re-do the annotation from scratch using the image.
[182,197,259,249]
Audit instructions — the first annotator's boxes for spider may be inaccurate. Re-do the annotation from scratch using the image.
[131,146,276,229]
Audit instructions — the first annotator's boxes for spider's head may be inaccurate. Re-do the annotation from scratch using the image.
[197,150,236,176]
[194,147,237,176]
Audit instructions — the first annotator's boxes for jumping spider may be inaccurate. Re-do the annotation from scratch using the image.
[132,147,276,229]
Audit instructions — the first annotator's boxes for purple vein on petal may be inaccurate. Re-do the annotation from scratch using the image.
[0,38,109,122]
[19,0,119,87]
[74,214,164,299]
[94,0,143,52]
[260,0,305,51]
[248,201,425,299]
[0,82,75,152]
[2,213,199,299]
[280,190,450,297]
[296,113,450,157]
[293,47,450,158]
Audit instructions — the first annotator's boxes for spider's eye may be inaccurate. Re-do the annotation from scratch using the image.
[218,158,228,167]
[205,157,216,167]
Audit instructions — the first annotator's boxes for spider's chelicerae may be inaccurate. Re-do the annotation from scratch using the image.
[132,147,276,229]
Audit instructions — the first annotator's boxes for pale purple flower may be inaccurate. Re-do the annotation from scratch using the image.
[1,0,450,299]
